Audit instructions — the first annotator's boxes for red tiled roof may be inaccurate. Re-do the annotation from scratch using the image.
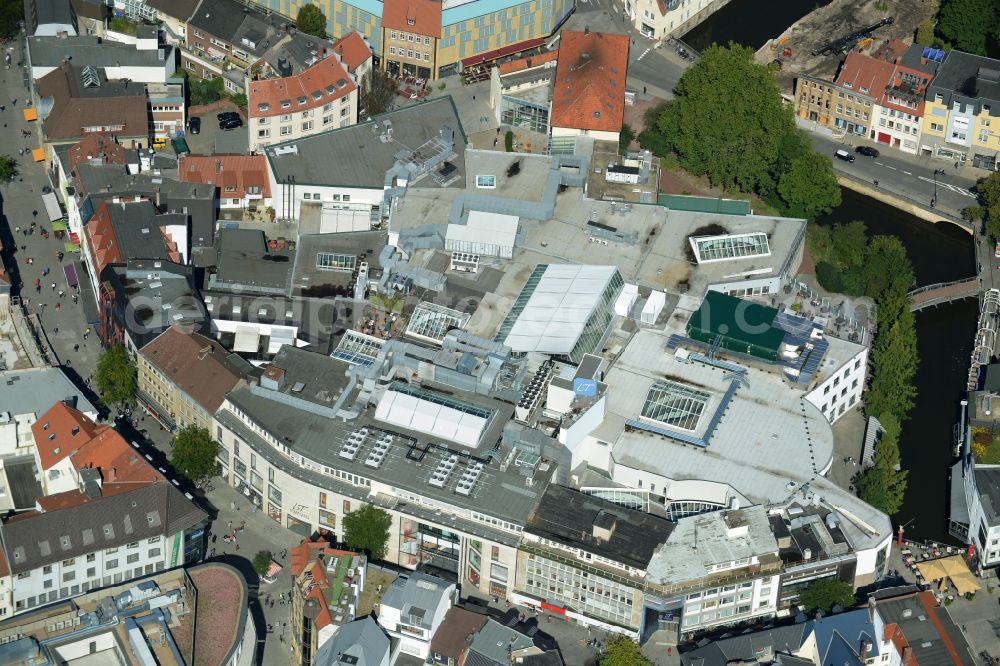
[873,38,908,63]
[67,134,128,171]
[71,428,165,486]
[332,31,372,75]
[84,201,125,276]
[249,55,355,119]
[550,31,630,134]
[32,402,100,470]
[834,52,897,99]
[179,155,271,199]
[880,62,931,116]
[382,0,442,38]
[498,49,559,75]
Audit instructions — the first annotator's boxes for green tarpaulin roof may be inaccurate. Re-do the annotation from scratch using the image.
[687,291,784,361]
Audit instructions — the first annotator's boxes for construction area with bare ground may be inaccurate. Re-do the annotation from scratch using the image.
[754,0,938,95]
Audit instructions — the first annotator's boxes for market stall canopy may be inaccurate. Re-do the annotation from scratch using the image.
[915,555,980,595]
[22,108,37,121]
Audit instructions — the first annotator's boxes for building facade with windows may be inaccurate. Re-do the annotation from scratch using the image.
[248,53,360,152]
[212,344,549,602]
[512,486,673,636]
[921,50,1000,169]
[0,481,207,617]
[138,327,248,433]
[255,0,574,80]
[625,0,734,40]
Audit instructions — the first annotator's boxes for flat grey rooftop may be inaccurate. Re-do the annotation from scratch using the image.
[516,190,805,294]
[291,231,387,297]
[4,457,44,510]
[647,506,779,586]
[975,466,1000,524]
[265,96,468,189]
[602,329,891,552]
[222,375,547,526]
[28,36,172,69]
[0,367,97,417]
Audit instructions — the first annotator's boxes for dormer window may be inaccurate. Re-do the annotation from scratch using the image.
[280,99,291,109]
[407,18,415,26]
[297,96,307,105]
[258,103,269,112]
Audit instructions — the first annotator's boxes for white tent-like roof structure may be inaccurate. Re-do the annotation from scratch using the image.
[374,389,488,448]
[502,264,619,354]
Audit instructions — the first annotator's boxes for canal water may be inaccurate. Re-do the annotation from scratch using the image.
[817,189,976,544]
[682,0,831,52]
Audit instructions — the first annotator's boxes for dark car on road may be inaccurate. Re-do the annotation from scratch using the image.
[217,111,240,121]
[188,117,201,134]
[855,145,879,158]
[219,117,243,131]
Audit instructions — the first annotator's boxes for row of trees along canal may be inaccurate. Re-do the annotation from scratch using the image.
[636,44,916,516]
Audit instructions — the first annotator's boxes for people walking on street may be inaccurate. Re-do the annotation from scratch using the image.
[50,282,56,291]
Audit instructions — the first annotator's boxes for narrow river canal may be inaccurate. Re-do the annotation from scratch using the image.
[817,189,976,544]
[682,0,831,51]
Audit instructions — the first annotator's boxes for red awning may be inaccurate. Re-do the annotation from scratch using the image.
[69,232,81,245]
[461,37,546,68]
[540,601,566,615]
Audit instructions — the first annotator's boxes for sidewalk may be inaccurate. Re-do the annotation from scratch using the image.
[203,481,305,666]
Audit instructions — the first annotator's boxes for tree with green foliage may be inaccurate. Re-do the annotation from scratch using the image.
[296,3,328,39]
[856,413,909,515]
[188,76,225,106]
[252,550,273,576]
[861,236,914,301]
[657,44,793,193]
[359,69,398,117]
[638,101,672,156]
[170,426,220,487]
[866,296,919,420]
[828,220,868,274]
[798,578,856,613]
[915,18,937,46]
[0,155,18,183]
[936,0,1000,56]
[977,173,1000,240]
[94,345,137,409]
[962,205,985,224]
[619,123,635,156]
[600,635,651,666]
[229,93,248,110]
[0,0,23,40]
[777,151,842,220]
[343,504,392,560]
[504,131,514,152]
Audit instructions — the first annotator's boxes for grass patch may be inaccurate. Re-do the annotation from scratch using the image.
[973,428,1000,464]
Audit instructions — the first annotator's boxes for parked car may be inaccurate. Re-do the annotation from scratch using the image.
[219,117,243,131]
[855,145,879,158]
[834,149,855,163]
[217,111,240,121]
[188,117,201,134]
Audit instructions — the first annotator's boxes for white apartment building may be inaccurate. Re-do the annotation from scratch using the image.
[803,336,868,425]
[627,0,726,40]
[0,481,207,617]
[377,572,454,659]
[248,54,359,152]
[644,507,782,634]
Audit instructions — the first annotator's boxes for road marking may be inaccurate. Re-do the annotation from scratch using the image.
[916,176,978,198]
[902,170,912,175]
[884,165,897,170]
[637,48,650,61]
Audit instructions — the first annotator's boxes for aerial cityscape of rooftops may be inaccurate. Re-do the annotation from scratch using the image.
[1,0,1000,663]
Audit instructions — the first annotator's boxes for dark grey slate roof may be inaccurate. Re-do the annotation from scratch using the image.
[680,624,809,666]
[526,485,674,569]
[927,50,1000,111]
[0,483,206,574]
[105,201,183,263]
[24,0,75,34]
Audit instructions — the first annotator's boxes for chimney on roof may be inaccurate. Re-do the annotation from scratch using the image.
[215,160,223,174]
[109,467,117,482]
[155,187,161,209]
[860,641,870,661]
[584,25,590,34]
